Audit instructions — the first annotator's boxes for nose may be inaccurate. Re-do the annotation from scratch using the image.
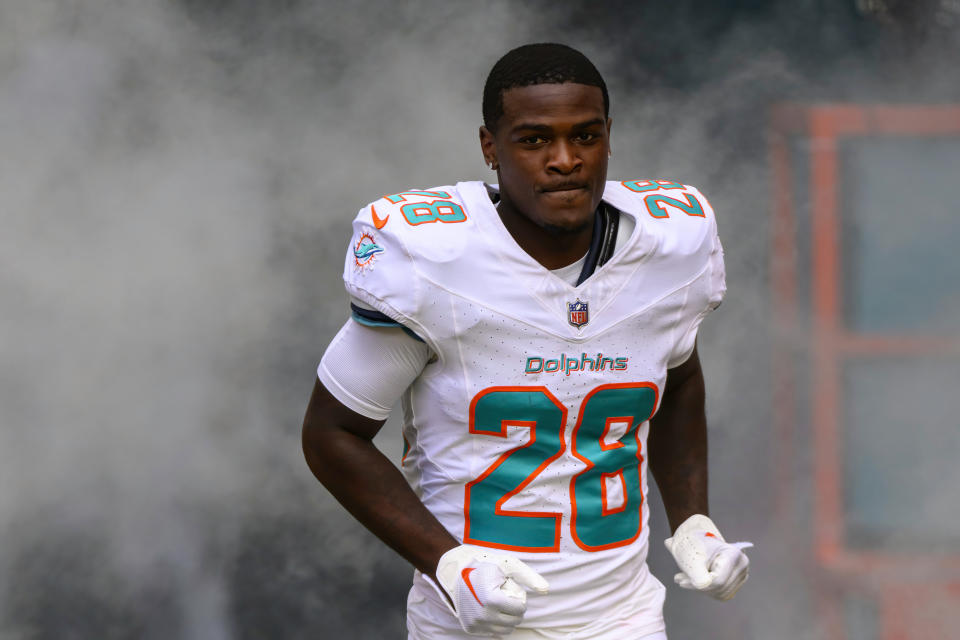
[546,140,581,174]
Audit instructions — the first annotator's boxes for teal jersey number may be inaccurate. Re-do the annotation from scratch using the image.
[400,200,467,225]
[380,190,468,226]
[570,383,658,550]
[383,190,452,204]
[621,178,684,192]
[644,193,705,219]
[464,382,659,553]
[464,387,567,552]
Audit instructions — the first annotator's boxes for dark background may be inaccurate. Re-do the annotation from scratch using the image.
[2,0,958,638]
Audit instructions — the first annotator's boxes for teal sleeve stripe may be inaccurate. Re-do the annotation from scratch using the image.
[351,311,401,328]
[350,310,425,343]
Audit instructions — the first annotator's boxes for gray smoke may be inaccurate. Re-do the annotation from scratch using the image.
[2,1,957,638]
[0,1,553,637]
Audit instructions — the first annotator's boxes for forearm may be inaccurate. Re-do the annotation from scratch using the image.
[303,424,459,577]
[648,349,709,533]
[651,437,708,533]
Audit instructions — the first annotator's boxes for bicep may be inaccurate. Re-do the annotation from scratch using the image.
[664,343,703,398]
[303,377,385,443]
[650,344,705,435]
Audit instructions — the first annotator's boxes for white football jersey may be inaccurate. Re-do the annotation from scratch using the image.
[342,180,725,632]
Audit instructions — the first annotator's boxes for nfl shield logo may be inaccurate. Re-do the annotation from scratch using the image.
[567,299,589,328]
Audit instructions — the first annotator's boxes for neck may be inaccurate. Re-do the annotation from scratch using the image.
[496,197,594,271]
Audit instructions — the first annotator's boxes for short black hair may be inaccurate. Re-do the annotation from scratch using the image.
[482,43,609,131]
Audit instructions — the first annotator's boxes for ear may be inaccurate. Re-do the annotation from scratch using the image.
[479,125,498,170]
[605,117,613,155]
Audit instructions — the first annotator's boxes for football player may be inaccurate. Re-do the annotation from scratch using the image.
[302,43,751,639]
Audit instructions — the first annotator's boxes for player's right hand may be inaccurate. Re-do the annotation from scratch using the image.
[432,544,549,636]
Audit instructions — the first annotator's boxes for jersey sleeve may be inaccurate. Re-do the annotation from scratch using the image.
[318,319,432,420]
[324,199,437,419]
[666,186,727,368]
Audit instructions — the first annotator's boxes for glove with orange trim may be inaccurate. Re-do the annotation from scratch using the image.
[431,544,549,636]
[664,514,753,601]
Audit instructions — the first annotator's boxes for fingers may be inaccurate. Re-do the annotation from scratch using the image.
[707,547,749,600]
[487,592,526,618]
[685,565,713,589]
[480,610,521,637]
[664,535,713,589]
[496,556,550,594]
[714,569,748,601]
[676,554,713,589]
[456,564,528,636]
[499,577,525,600]
[707,546,741,585]
[676,566,748,599]
[488,624,516,637]
[710,548,750,601]
[663,537,675,554]
[714,561,749,601]
[471,564,527,609]
[673,544,750,600]
[487,607,526,630]
[484,597,525,624]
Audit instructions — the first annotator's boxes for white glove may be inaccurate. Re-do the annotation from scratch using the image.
[664,514,752,601]
[430,544,549,636]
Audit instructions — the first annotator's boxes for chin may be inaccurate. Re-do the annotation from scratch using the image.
[536,198,597,233]
[539,212,594,236]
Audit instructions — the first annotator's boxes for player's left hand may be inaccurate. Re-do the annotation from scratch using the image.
[663,514,752,601]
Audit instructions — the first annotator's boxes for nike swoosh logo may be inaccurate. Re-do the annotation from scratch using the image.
[371,204,389,229]
[461,567,483,606]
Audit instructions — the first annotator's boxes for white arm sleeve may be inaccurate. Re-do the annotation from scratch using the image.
[317,318,433,420]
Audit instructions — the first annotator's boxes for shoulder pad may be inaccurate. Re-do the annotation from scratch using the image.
[605,179,714,220]
[605,179,718,254]
[342,185,474,330]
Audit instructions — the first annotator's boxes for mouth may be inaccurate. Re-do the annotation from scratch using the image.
[540,182,588,193]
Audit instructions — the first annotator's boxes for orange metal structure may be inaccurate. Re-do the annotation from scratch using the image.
[768,104,960,640]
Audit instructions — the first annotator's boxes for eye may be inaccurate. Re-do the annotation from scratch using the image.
[574,132,598,143]
[520,135,548,145]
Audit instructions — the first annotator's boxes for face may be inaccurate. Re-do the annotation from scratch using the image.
[480,82,611,235]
